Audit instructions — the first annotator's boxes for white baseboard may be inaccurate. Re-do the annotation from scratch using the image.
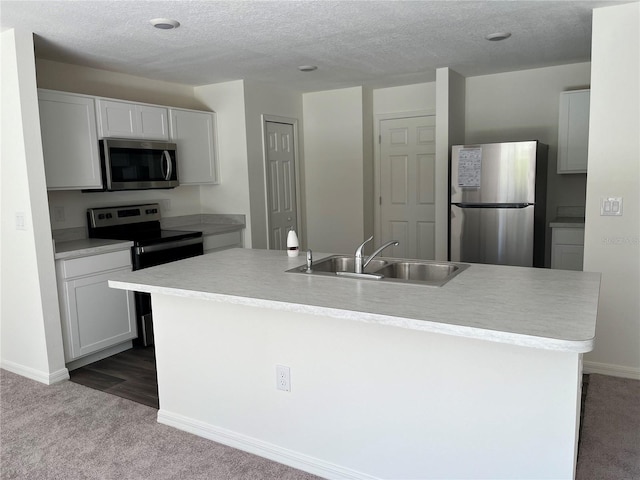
[1,359,69,385]
[157,409,379,480]
[65,341,133,371]
[583,360,640,380]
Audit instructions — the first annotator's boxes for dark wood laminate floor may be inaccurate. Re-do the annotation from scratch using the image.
[69,347,159,409]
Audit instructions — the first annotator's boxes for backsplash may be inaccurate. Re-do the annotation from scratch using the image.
[52,214,246,243]
[556,206,586,218]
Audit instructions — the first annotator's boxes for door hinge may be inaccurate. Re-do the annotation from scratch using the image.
[379,196,382,205]
[378,134,382,144]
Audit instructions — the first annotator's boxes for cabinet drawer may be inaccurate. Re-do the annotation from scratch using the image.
[553,228,585,245]
[203,231,242,252]
[61,250,131,279]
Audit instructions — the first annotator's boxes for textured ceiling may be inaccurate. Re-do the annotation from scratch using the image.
[0,0,629,92]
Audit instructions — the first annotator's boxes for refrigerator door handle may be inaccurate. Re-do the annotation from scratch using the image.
[452,203,533,209]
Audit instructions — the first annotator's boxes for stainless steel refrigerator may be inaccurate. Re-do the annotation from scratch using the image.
[449,141,548,267]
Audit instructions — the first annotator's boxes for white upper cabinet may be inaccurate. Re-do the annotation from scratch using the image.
[38,89,102,190]
[557,89,590,174]
[169,108,219,184]
[98,99,169,140]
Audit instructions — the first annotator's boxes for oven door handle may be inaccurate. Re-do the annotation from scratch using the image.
[135,236,202,255]
[162,150,173,181]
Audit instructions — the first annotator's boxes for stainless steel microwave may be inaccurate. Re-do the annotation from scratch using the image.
[99,138,179,191]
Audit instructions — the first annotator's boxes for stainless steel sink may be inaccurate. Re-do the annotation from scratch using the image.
[374,262,461,282]
[305,255,389,274]
[287,255,469,286]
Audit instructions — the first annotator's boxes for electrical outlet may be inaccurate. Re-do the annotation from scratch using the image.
[54,206,66,222]
[276,365,291,392]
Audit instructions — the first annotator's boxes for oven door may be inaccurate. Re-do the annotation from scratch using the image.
[132,236,203,347]
[132,237,203,270]
[101,138,179,191]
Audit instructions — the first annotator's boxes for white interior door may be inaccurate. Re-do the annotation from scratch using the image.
[265,121,297,250]
[379,116,436,259]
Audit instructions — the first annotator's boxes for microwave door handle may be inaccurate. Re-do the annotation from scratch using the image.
[162,150,172,181]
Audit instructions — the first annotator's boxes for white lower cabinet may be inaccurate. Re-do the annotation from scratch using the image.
[56,250,136,362]
[551,227,585,271]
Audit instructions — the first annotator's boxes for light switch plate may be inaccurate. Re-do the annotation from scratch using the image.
[601,197,623,216]
[15,212,26,230]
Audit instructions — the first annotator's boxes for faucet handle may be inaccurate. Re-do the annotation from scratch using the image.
[306,249,313,271]
[355,236,374,257]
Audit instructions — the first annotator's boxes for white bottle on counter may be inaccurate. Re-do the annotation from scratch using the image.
[287,230,299,257]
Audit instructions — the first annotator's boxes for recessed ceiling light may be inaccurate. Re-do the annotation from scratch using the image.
[150,18,180,30]
[485,32,512,41]
[298,65,318,72]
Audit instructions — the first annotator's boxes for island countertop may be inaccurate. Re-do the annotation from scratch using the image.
[109,248,600,353]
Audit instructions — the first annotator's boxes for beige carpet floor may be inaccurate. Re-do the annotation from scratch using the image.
[1,369,638,479]
[0,369,319,480]
[576,373,640,480]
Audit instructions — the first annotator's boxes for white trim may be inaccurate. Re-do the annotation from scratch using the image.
[1,360,69,385]
[373,110,436,241]
[261,115,303,250]
[65,341,133,371]
[157,409,380,480]
[583,360,640,380]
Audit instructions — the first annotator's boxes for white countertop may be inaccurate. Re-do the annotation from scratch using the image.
[109,248,600,353]
[54,238,133,260]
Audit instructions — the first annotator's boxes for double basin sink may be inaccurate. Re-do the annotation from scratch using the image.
[287,255,469,287]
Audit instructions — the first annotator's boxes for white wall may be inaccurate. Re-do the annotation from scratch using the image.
[465,63,591,265]
[1,30,68,384]
[436,68,466,261]
[36,59,205,109]
[362,87,375,245]
[243,80,304,249]
[195,81,253,247]
[583,2,640,379]
[302,87,367,254]
[373,82,436,115]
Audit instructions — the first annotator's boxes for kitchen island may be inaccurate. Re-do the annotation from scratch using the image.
[110,248,600,480]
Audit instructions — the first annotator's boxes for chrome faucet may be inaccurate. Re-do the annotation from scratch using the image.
[354,236,399,274]
[306,249,313,272]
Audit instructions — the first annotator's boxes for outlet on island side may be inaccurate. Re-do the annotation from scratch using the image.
[276,365,291,392]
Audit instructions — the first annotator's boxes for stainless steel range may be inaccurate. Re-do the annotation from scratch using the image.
[87,203,203,346]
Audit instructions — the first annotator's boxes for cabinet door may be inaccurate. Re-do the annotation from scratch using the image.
[551,244,584,271]
[558,90,590,174]
[61,268,136,361]
[170,108,218,184]
[98,100,169,140]
[38,90,102,190]
[98,99,137,138]
[137,105,169,140]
